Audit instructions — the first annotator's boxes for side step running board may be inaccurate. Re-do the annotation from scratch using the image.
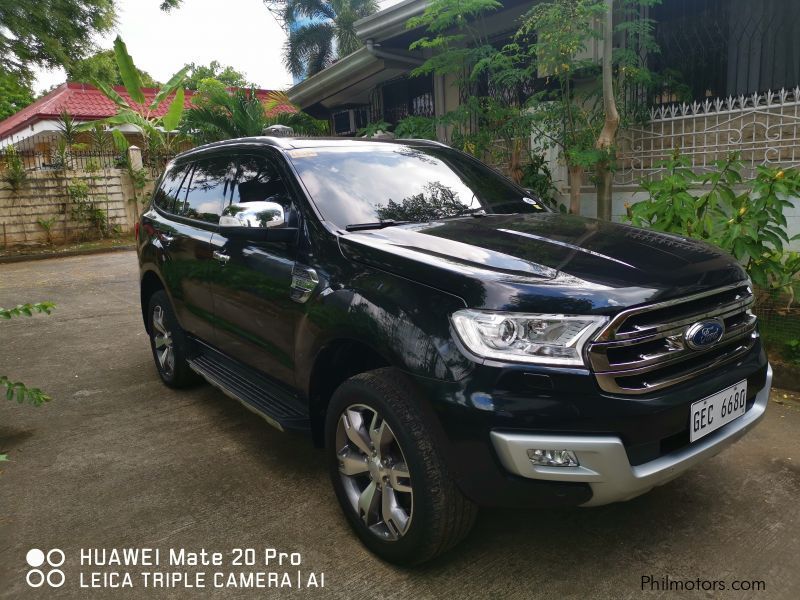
[187,341,310,434]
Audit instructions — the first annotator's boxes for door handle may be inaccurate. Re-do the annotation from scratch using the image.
[213,250,230,264]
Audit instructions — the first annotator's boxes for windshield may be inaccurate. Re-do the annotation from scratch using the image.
[286,145,546,227]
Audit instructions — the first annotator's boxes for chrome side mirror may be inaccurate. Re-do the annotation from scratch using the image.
[220,201,285,229]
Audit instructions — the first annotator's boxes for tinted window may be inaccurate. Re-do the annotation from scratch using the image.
[180,156,236,223]
[286,145,545,227]
[231,154,291,208]
[153,164,190,214]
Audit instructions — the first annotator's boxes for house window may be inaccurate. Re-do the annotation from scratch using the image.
[331,107,370,136]
[380,76,435,125]
[649,0,800,103]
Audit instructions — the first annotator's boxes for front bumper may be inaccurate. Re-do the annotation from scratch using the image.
[489,364,772,506]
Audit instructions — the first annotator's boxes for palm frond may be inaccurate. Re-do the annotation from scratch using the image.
[264,91,299,115]
[285,21,336,78]
[283,0,336,24]
[182,87,270,142]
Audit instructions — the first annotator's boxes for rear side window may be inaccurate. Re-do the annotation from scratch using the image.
[153,164,190,214]
[180,156,236,223]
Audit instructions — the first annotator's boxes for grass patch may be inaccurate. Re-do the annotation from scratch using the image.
[0,236,135,259]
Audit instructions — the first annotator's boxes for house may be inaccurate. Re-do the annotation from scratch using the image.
[287,0,800,239]
[288,0,539,137]
[289,0,800,138]
[0,82,275,152]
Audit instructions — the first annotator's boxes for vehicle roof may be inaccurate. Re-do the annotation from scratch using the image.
[176,136,446,160]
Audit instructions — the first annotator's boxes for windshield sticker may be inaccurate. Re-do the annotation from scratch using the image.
[287,149,318,158]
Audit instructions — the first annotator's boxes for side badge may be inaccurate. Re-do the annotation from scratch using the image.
[291,265,319,303]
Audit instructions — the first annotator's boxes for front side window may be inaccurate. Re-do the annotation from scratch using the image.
[220,154,295,229]
[286,145,545,228]
[180,156,236,223]
[231,154,292,209]
[153,164,190,214]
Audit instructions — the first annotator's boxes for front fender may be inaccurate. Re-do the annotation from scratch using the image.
[295,270,472,397]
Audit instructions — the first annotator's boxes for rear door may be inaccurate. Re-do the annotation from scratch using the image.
[153,154,234,342]
[208,151,301,387]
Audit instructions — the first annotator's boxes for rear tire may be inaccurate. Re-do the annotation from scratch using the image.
[325,367,477,565]
[147,290,198,388]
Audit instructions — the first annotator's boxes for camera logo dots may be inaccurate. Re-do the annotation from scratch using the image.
[25,548,65,588]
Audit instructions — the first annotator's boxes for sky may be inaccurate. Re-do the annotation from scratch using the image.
[33,0,402,95]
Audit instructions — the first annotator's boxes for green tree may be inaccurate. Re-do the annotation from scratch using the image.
[407,0,501,82]
[67,50,159,87]
[0,1,115,79]
[184,61,250,90]
[284,0,378,78]
[0,71,35,121]
[511,0,607,214]
[408,0,661,215]
[407,0,546,185]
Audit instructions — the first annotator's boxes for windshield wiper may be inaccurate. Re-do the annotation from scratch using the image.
[437,208,487,220]
[344,219,412,232]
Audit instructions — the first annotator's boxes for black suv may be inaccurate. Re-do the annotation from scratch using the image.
[137,136,772,564]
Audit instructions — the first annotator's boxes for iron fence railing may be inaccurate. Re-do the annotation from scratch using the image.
[614,87,800,185]
[0,133,182,177]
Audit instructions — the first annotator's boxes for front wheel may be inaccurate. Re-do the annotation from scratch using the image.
[325,368,477,565]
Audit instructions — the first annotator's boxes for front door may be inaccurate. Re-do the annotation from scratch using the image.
[209,152,302,388]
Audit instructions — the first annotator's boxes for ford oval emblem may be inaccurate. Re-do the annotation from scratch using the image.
[684,319,725,350]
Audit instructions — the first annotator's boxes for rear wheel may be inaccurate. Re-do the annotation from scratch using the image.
[147,290,198,388]
[325,367,477,565]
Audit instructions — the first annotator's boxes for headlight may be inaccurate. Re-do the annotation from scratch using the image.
[451,310,608,367]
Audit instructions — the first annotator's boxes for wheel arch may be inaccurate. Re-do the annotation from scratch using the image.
[306,338,392,446]
[140,269,167,334]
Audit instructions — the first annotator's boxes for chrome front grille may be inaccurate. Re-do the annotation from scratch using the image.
[587,283,758,395]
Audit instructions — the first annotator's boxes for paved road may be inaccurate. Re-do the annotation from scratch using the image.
[1,251,799,599]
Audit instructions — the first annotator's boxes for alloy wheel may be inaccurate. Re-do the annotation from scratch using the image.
[151,305,175,377]
[335,404,413,541]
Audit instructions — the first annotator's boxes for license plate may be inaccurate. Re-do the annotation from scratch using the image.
[690,380,747,442]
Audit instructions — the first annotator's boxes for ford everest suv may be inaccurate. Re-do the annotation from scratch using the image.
[137,136,772,564]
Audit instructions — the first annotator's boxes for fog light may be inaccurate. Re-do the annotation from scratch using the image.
[526,449,579,467]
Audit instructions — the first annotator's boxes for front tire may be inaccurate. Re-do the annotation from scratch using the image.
[325,367,477,565]
[147,290,198,388]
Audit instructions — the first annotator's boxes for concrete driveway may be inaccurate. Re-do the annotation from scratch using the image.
[1,251,798,599]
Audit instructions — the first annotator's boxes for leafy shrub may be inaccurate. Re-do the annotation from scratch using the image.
[1,146,27,193]
[627,151,800,292]
[357,121,392,138]
[395,116,437,140]
[1,302,54,462]
[36,217,58,245]
[521,153,559,210]
[785,339,800,365]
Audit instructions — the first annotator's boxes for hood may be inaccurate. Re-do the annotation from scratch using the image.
[337,213,747,314]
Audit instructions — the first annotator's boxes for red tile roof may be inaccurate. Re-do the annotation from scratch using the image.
[0,82,277,140]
